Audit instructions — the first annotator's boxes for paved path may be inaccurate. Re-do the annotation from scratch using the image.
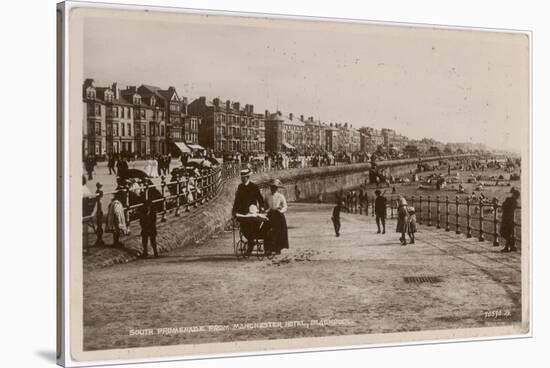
[83,202,522,351]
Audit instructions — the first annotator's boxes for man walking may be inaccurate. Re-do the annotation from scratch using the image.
[232,169,264,255]
[331,200,344,237]
[84,155,96,181]
[107,154,116,175]
[374,189,387,234]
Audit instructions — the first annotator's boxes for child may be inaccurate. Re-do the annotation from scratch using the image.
[331,200,344,237]
[139,199,158,258]
[106,189,129,247]
[407,206,417,244]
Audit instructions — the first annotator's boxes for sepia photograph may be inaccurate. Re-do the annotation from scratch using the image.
[59,1,530,364]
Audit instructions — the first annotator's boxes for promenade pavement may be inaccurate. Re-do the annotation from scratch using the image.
[83,202,523,350]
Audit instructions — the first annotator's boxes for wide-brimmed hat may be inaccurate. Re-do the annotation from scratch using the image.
[398,196,408,206]
[269,178,284,188]
[240,168,252,177]
[510,187,520,196]
[374,189,381,195]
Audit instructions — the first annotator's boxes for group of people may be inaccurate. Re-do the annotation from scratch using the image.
[330,189,417,245]
[104,190,159,258]
[330,185,520,252]
[143,154,172,177]
[232,169,289,257]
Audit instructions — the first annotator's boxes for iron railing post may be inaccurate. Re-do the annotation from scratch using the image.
[479,199,485,241]
[160,176,167,222]
[94,182,104,247]
[493,198,500,247]
[418,195,423,225]
[427,195,432,226]
[455,196,460,234]
[174,177,181,217]
[445,195,450,231]
[436,195,441,229]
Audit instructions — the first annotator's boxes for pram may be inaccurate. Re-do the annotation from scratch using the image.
[232,213,275,260]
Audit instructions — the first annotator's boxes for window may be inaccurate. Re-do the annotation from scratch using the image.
[95,104,101,116]
[127,123,131,136]
[161,126,165,137]
[113,123,119,136]
[95,122,101,136]
[121,123,125,137]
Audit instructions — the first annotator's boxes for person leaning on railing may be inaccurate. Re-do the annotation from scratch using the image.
[500,187,520,253]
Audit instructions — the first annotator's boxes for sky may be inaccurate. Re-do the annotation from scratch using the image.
[83,11,529,152]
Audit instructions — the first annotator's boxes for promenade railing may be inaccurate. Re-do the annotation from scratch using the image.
[343,193,521,248]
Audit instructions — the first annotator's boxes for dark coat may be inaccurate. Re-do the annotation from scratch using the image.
[375,196,387,217]
[139,207,157,236]
[332,205,341,220]
[232,182,264,215]
[500,196,518,239]
[117,160,129,176]
[396,206,409,233]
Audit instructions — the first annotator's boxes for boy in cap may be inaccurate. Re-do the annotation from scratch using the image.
[331,200,345,237]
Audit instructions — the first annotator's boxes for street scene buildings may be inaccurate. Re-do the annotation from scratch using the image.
[77,9,528,359]
[83,78,490,161]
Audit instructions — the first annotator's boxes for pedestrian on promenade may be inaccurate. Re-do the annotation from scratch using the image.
[139,199,158,258]
[331,200,344,237]
[106,189,129,247]
[407,205,417,244]
[396,196,409,245]
[264,179,289,255]
[166,154,172,175]
[374,189,387,234]
[143,156,153,177]
[117,156,129,178]
[500,187,520,252]
[85,155,96,181]
[295,184,301,201]
[232,168,264,256]
[108,154,116,175]
[155,155,161,177]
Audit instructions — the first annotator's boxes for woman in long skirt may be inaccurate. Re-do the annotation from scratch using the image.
[264,178,289,255]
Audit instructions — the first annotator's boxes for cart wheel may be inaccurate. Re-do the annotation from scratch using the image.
[234,239,241,258]
[240,240,250,259]
[236,240,247,259]
[256,241,264,261]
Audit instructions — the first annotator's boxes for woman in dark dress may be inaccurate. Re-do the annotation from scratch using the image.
[264,179,289,255]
